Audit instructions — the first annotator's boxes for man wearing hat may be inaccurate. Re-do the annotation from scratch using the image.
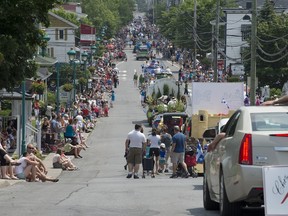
[170,126,189,178]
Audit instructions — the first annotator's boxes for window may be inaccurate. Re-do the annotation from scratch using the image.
[59,30,64,40]
[251,113,288,131]
[223,111,241,137]
[241,24,251,41]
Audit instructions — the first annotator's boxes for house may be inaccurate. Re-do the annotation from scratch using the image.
[45,12,78,63]
[223,1,288,75]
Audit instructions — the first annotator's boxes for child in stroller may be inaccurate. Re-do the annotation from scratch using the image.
[176,146,198,178]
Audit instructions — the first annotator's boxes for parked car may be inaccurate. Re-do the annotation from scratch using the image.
[203,106,288,216]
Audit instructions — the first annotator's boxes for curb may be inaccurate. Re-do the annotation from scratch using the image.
[0,131,92,187]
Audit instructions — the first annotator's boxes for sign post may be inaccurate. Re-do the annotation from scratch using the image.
[263,166,288,216]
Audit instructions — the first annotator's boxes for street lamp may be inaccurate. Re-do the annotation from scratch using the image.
[91,44,97,65]
[81,50,88,91]
[67,48,77,103]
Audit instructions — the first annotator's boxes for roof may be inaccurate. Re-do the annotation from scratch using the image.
[34,55,57,67]
[48,12,78,29]
[237,0,288,9]
[36,67,53,80]
[0,89,33,100]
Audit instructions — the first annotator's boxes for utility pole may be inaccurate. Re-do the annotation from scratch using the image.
[250,0,257,105]
[193,0,197,70]
[213,0,220,82]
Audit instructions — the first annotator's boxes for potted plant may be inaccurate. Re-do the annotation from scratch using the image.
[62,83,73,92]
[31,82,46,94]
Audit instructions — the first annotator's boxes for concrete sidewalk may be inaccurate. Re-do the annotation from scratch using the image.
[0,131,91,188]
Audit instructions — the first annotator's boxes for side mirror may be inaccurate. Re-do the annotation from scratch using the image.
[202,128,217,140]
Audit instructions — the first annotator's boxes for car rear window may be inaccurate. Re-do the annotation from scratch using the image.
[251,112,288,131]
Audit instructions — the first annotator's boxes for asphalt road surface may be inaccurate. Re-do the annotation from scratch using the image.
[0,48,265,216]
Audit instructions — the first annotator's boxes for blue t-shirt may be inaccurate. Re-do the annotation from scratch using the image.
[159,149,166,158]
[172,132,186,153]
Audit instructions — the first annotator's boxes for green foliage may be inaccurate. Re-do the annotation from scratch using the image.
[52,7,92,26]
[31,82,46,94]
[269,88,281,99]
[82,0,135,38]
[156,87,162,99]
[156,104,167,114]
[152,88,156,99]
[171,89,175,97]
[1,100,12,110]
[78,77,87,85]
[47,91,56,105]
[242,0,288,89]
[227,76,241,82]
[0,110,11,117]
[167,101,185,112]
[145,95,154,106]
[0,0,58,90]
[62,83,73,92]
[88,66,96,75]
[163,84,170,95]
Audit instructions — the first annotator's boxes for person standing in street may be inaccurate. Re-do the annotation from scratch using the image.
[125,124,146,179]
[170,126,189,178]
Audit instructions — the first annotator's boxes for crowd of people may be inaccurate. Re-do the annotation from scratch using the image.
[0,23,131,182]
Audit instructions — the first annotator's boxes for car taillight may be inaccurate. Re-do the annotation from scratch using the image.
[270,134,288,137]
[239,134,253,165]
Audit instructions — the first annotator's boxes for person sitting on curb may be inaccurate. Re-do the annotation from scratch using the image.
[27,144,48,174]
[63,139,83,158]
[26,144,59,182]
[15,152,38,182]
[53,149,78,171]
[0,147,20,179]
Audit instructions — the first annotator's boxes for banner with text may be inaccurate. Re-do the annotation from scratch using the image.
[263,166,288,216]
[80,24,96,45]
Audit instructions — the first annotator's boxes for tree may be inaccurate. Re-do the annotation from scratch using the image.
[0,0,59,90]
[81,0,135,38]
[243,0,288,88]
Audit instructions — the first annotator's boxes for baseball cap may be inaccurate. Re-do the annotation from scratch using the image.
[160,143,166,148]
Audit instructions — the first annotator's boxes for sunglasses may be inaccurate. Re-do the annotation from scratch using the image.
[28,147,34,150]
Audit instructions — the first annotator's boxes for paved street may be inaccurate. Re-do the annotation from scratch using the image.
[0,48,264,216]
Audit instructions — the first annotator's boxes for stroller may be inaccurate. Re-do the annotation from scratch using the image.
[142,145,155,178]
[176,146,198,178]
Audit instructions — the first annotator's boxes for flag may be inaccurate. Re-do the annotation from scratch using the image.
[221,98,230,109]
[80,24,96,45]
[196,142,204,163]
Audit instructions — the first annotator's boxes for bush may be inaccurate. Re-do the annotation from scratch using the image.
[31,82,46,94]
[62,83,73,92]
[227,76,241,82]
[47,92,56,105]
[78,77,87,85]
[156,87,162,99]
[163,84,169,95]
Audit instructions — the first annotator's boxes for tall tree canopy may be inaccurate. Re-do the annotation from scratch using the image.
[0,0,59,90]
[243,0,288,88]
[81,0,135,38]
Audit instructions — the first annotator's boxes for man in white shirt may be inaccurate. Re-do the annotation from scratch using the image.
[125,124,146,179]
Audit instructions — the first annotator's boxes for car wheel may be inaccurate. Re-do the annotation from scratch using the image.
[203,172,219,210]
[219,172,242,216]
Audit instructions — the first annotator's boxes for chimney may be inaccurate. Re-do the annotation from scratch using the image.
[246,1,252,9]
